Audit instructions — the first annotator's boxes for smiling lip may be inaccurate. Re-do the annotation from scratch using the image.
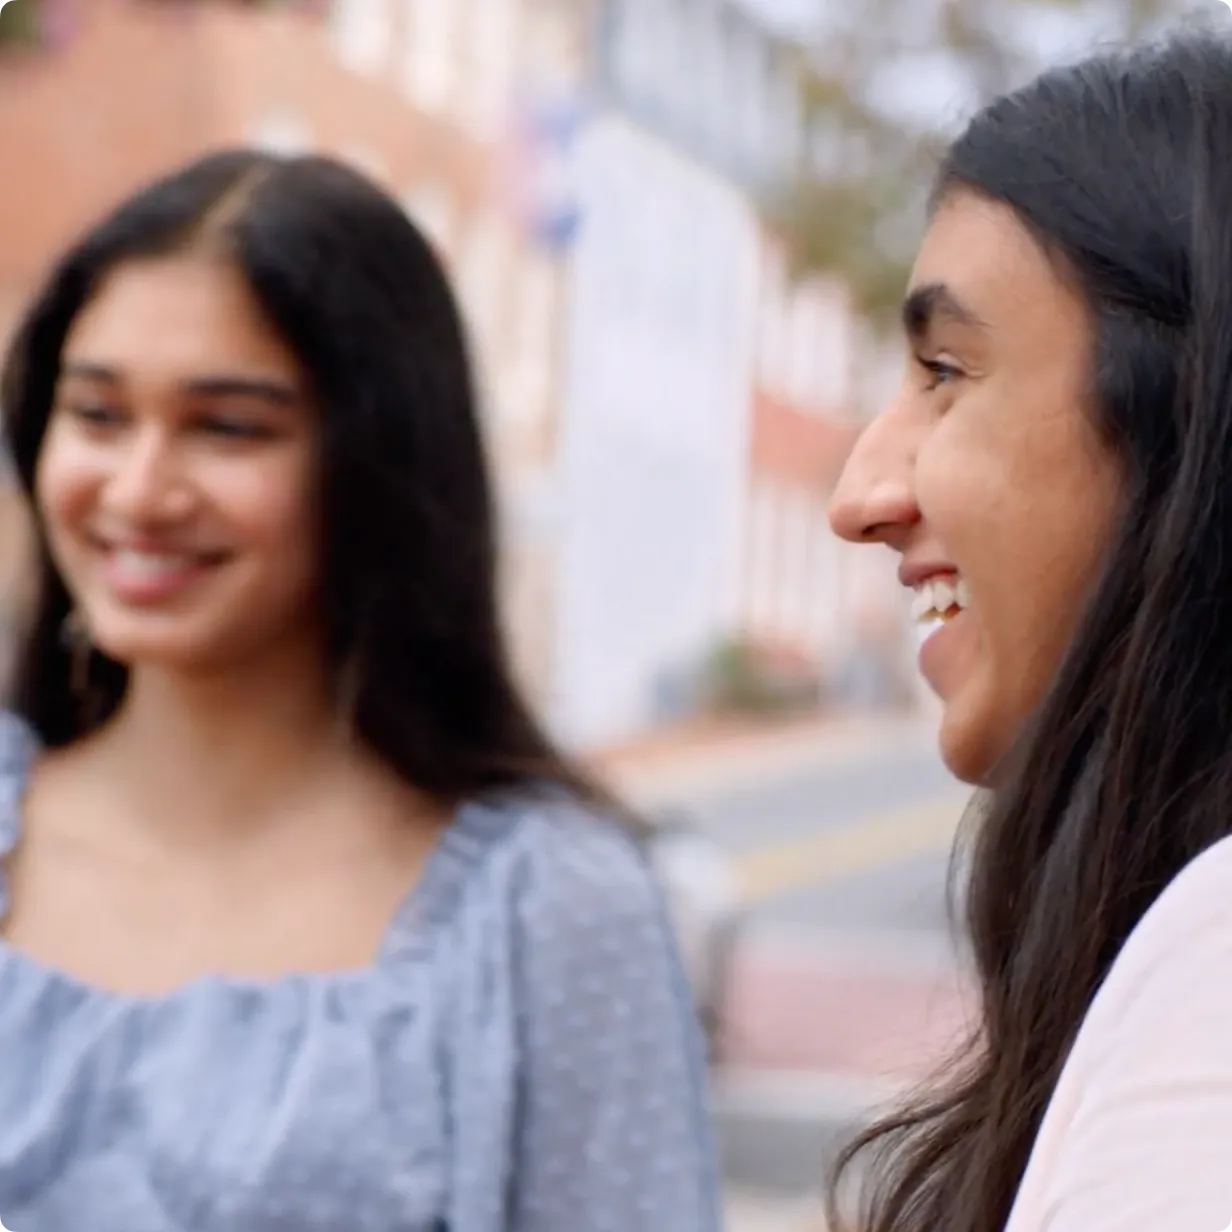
[91,539,226,604]
[898,559,960,589]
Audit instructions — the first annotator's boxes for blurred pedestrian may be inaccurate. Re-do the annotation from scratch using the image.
[0,150,720,1231]
[828,25,1232,1232]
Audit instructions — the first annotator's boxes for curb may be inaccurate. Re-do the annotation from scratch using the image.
[714,1067,889,1197]
[712,927,975,1198]
[725,1189,827,1232]
[599,714,938,810]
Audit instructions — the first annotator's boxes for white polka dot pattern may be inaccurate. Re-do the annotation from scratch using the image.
[0,711,722,1231]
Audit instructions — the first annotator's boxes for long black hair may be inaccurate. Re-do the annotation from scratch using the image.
[830,25,1232,1232]
[2,149,607,807]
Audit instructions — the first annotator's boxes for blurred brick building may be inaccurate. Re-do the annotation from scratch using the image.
[0,2,454,329]
[737,231,909,706]
[0,0,914,734]
[0,0,589,703]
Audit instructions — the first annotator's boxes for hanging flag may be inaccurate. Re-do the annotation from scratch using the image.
[501,89,590,252]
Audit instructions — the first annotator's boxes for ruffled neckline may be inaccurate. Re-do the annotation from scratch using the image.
[0,709,528,1009]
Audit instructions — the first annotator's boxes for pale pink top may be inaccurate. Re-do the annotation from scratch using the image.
[1004,835,1232,1231]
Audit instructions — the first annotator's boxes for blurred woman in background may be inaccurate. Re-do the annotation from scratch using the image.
[0,150,719,1231]
[829,24,1232,1232]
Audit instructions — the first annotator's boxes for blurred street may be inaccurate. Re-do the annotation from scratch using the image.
[610,716,975,1230]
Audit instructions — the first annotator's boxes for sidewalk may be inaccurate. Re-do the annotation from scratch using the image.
[726,1191,826,1232]
[720,931,975,1077]
[586,706,960,1224]
[712,929,975,1195]
[589,708,935,809]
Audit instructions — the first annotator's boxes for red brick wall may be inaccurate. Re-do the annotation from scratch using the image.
[0,0,494,341]
[0,0,496,631]
[0,1,209,304]
[749,388,858,492]
[195,4,493,208]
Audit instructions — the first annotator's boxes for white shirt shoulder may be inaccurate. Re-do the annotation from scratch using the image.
[1006,835,1232,1232]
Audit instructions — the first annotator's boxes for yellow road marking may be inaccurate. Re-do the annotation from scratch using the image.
[734,793,972,905]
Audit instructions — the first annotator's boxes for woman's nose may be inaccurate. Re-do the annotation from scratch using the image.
[828,407,920,545]
[102,427,192,524]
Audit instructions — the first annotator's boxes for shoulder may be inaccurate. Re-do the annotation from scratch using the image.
[414,785,690,1024]
[1105,835,1232,987]
[1006,847,1232,1230]
[489,787,663,928]
[437,785,677,965]
[1078,835,1232,1061]
[1150,831,1232,918]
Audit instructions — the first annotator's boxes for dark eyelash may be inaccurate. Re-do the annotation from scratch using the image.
[70,404,123,426]
[920,357,962,391]
[201,418,274,440]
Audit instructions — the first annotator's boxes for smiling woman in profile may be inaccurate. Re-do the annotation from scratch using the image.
[828,23,1232,1232]
[0,150,719,1231]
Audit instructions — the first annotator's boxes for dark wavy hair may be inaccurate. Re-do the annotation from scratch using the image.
[1,149,606,808]
[829,26,1232,1232]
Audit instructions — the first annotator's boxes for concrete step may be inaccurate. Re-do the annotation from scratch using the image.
[715,1068,882,1197]
[725,1188,826,1231]
[712,928,976,1196]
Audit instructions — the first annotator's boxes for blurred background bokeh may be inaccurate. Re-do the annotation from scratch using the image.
[0,0,1208,1226]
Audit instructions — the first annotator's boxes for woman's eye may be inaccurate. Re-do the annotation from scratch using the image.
[919,357,963,392]
[199,416,275,441]
[70,404,125,428]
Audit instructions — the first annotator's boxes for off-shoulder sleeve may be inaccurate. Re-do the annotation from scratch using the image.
[504,813,722,1232]
[1006,836,1232,1231]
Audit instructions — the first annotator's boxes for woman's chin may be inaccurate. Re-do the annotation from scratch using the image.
[937,695,1008,788]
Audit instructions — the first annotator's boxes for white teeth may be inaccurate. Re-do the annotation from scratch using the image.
[111,549,197,581]
[911,575,969,623]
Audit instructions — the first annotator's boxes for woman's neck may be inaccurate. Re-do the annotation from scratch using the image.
[88,640,360,850]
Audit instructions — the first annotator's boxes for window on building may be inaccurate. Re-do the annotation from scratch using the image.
[812,517,845,659]
[609,0,644,100]
[457,208,514,374]
[809,279,855,411]
[777,484,815,644]
[330,0,391,77]
[403,181,458,259]
[785,291,815,409]
[611,0,672,116]
[746,479,781,636]
[461,0,519,140]
[651,2,688,132]
[522,0,580,96]
[731,32,767,171]
[503,249,557,426]
[250,110,313,156]
[696,9,730,156]
[757,243,787,396]
[402,0,457,114]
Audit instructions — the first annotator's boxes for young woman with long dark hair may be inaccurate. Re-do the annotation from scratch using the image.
[0,150,719,1231]
[829,25,1232,1232]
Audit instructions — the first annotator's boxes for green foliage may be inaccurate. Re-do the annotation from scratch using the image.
[702,637,822,717]
[781,0,1188,330]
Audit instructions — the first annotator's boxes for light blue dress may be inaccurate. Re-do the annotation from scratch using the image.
[0,712,721,1231]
